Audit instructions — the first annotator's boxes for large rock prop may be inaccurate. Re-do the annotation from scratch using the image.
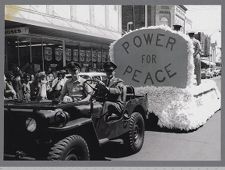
[109,26,221,131]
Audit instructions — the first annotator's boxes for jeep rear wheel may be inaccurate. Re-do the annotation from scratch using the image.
[123,112,145,153]
[48,135,90,160]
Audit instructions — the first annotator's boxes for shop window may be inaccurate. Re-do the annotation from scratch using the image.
[17,37,31,71]
[31,37,43,73]
[5,36,19,71]
[41,39,63,72]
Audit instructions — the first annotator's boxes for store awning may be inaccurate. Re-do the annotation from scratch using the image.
[5,6,122,45]
[201,60,216,66]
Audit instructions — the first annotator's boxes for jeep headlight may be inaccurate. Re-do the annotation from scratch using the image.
[25,117,37,132]
[54,110,69,125]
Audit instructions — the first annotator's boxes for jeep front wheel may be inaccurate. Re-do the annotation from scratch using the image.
[48,135,90,160]
[123,112,145,153]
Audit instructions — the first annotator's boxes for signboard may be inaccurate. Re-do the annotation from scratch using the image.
[55,48,62,61]
[102,51,106,62]
[86,50,92,62]
[92,50,97,62]
[73,49,79,61]
[44,47,52,61]
[66,48,72,61]
[97,51,102,62]
[5,27,29,35]
[110,27,192,88]
[79,49,85,62]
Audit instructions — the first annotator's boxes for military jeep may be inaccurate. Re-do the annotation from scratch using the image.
[4,80,148,160]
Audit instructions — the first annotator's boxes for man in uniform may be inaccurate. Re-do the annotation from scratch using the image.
[101,61,126,120]
[173,24,182,32]
[188,31,202,85]
[58,62,92,103]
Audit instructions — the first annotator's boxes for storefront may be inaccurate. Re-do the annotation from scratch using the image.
[5,21,111,74]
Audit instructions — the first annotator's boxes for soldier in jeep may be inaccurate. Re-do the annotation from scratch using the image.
[58,62,92,103]
[101,61,126,120]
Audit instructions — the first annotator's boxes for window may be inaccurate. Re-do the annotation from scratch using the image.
[93,5,105,27]
[108,5,119,31]
[72,5,90,24]
[160,17,169,26]
[50,5,71,19]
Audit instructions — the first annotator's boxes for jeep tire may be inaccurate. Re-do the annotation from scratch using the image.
[48,135,90,160]
[123,112,145,153]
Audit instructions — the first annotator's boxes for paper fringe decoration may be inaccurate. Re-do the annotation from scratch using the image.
[135,79,221,131]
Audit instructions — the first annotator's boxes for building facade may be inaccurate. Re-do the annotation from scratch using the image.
[194,32,211,58]
[122,5,191,34]
[5,5,122,73]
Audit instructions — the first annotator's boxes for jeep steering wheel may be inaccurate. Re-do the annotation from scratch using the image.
[83,79,109,100]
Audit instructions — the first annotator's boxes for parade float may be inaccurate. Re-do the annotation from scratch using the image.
[109,25,221,131]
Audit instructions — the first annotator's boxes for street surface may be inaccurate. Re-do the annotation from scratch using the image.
[101,76,221,161]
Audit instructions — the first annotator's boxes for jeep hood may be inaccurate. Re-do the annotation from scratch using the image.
[4,100,90,110]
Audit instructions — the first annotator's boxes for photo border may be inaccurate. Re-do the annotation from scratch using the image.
[0,0,224,167]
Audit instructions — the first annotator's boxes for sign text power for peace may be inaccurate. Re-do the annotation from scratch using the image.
[121,33,177,85]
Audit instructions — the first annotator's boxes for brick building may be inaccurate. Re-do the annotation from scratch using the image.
[122,5,192,34]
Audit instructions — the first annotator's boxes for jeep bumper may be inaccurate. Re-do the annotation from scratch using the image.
[4,152,36,160]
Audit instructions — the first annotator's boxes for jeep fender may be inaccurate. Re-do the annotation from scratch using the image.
[48,118,100,156]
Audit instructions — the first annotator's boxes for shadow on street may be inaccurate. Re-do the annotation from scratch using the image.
[99,140,134,159]
[145,113,200,134]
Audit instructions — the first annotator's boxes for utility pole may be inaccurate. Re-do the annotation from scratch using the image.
[145,5,148,27]
[132,5,135,29]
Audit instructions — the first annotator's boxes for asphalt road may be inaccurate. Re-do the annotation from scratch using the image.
[101,76,221,161]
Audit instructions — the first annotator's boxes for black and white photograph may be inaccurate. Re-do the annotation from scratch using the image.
[3,4,221,163]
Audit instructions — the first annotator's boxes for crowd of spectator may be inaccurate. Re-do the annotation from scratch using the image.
[4,66,68,102]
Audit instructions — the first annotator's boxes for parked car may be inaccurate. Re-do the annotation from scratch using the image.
[78,72,107,82]
[4,80,149,160]
[201,69,207,79]
[213,68,221,76]
[205,68,214,78]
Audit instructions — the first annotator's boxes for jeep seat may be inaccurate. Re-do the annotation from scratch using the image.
[122,85,135,102]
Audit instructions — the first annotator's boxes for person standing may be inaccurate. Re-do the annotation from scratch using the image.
[4,72,17,99]
[188,31,202,85]
[12,66,24,100]
[50,71,64,99]
[37,71,49,100]
[22,73,31,101]
[173,24,182,32]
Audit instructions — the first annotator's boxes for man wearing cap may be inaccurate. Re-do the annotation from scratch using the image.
[173,24,182,32]
[102,61,125,120]
[59,62,92,102]
[188,31,202,85]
